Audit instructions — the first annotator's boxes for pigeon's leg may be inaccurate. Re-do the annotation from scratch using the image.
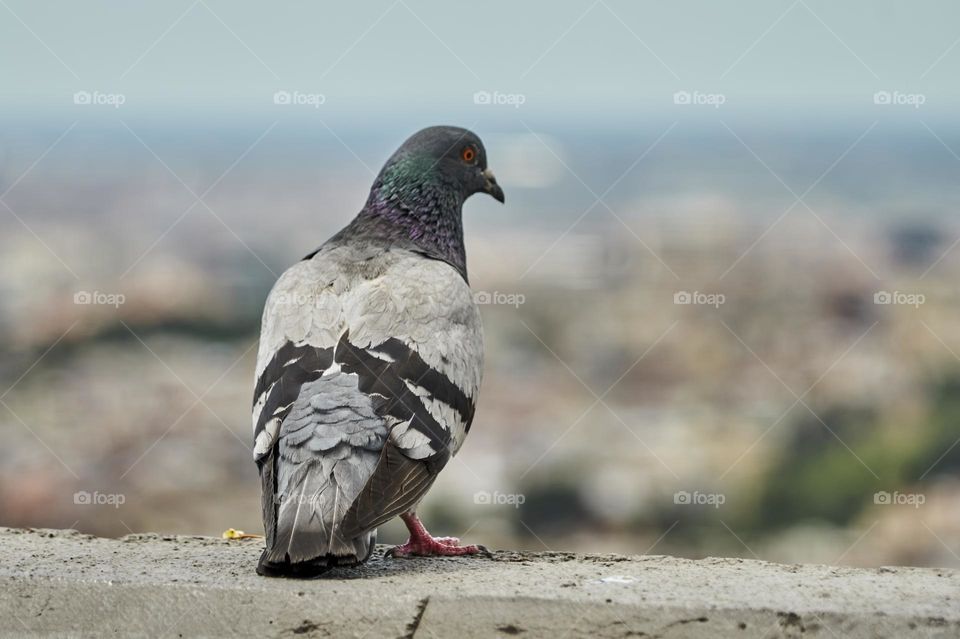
[386,512,489,558]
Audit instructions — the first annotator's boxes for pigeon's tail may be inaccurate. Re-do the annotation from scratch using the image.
[257,443,379,578]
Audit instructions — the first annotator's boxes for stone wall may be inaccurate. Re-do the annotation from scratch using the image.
[1,528,957,638]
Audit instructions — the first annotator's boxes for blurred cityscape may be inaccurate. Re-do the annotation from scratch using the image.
[2,114,959,569]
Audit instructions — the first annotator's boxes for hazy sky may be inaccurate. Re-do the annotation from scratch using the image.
[2,0,959,119]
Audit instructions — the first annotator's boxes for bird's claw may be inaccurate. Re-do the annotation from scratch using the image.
[385,535,490,559]
[385,513,491,560]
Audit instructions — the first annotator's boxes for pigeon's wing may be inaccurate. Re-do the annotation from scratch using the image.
[252,250,349,556]
[253,244,482,463]
[337,439,435,537]
[253,243,483,549]
[334,248,483,538]
[252,253,344,462]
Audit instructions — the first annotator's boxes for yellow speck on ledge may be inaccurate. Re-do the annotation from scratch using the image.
[222,528,263,540]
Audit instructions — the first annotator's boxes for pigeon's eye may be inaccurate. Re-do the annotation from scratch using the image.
[460,146,477,164]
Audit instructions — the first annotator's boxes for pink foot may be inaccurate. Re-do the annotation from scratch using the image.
[386,513,490,558]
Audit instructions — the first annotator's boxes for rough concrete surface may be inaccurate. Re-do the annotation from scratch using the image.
[0,527,957,638]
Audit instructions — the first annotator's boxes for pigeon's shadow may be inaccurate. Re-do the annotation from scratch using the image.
[312,546,500,581]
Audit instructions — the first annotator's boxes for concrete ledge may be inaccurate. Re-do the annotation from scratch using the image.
[0,527,957,638]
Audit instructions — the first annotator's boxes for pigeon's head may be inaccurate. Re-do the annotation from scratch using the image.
[350,126,503,280]
[377,126,505,205]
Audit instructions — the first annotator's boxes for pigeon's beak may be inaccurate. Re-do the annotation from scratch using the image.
[482,168,505,203]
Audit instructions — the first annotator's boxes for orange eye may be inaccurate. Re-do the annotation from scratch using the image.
[461,146,477,163]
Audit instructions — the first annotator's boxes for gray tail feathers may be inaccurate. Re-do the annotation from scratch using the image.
[258,446,378,576]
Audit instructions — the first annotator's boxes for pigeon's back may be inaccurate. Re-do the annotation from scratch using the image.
[252,240,482,576]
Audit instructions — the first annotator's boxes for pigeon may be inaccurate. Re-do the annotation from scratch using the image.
[252,126,504,577]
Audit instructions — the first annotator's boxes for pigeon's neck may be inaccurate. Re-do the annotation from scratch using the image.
[346,157,468,280]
